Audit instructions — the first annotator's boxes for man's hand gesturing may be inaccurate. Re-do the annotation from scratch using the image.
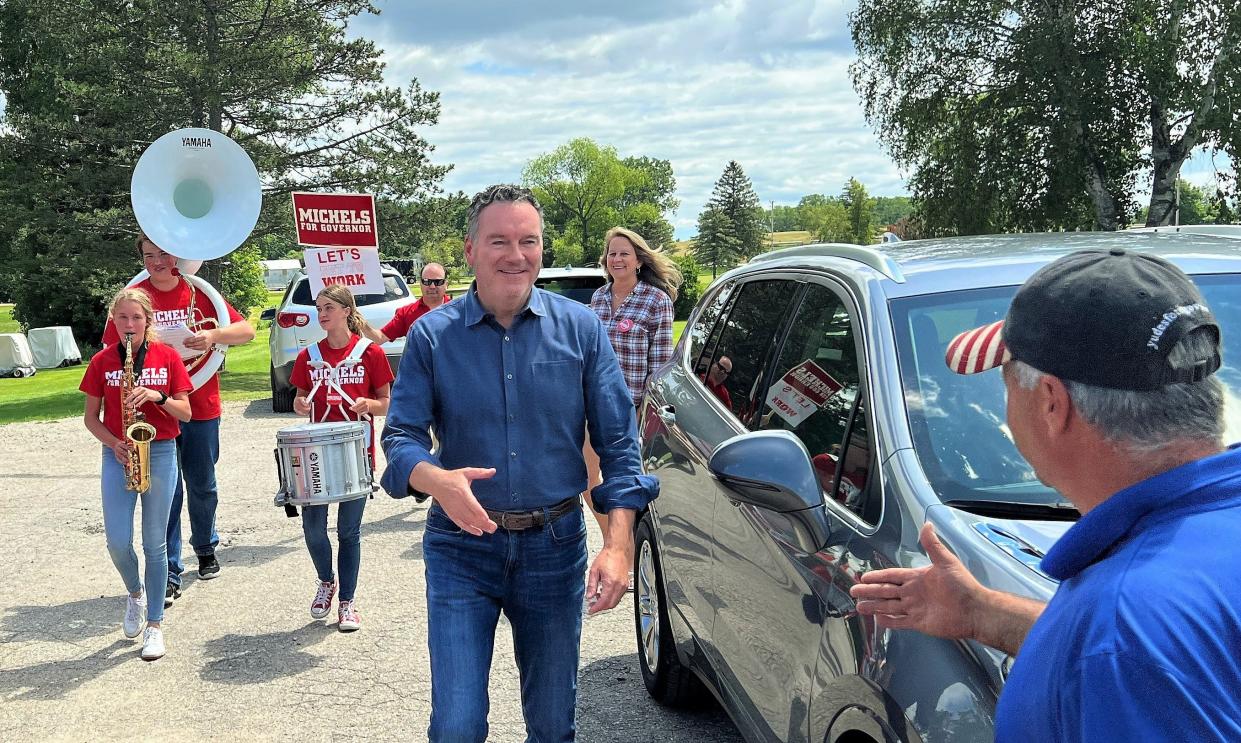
[411,462,498,536]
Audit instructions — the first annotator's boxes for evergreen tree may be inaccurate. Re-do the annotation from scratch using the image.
[705,161,765,261]
[693,207,740,279]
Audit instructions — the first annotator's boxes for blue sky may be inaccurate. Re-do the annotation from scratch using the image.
[350,0,904,238]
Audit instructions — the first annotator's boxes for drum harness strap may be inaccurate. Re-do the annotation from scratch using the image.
[305,338,374,426]
[283,338,375,519]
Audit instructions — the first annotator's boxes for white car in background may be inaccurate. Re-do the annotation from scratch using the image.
[534,265,607,304]
[262,266,415,412]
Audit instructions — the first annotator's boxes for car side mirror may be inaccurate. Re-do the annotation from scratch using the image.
[708,430,825,512]
[260,307,276,322]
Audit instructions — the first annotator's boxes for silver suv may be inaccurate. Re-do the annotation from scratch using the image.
[263,267,415,412]
[633,229,1241,742]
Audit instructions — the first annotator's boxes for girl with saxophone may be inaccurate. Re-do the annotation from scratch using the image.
[80,287,192,660]
[290,284,392,632]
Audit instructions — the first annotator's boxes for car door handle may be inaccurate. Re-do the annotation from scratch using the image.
[657,404,676,423]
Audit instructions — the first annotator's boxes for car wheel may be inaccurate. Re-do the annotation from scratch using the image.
[271,365,295,413]
[634,513,707,707]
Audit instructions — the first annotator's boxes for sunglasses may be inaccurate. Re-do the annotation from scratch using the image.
[420,278,446,286]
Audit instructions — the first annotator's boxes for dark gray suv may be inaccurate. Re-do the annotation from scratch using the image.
[633,229,1241,743]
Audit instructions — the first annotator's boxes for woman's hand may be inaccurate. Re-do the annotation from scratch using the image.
[293,396,311,416]
[184,328,219,352]
[110,438,132,465]
[349,397,372,416]
[124,385,159,409]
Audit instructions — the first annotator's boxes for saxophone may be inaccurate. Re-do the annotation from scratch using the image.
[122,332,158,493]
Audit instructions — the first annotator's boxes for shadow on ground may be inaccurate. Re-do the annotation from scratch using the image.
[576,653,742,742]
[2,595,121,643]
[199,621,336,684]
[0,640,137,700]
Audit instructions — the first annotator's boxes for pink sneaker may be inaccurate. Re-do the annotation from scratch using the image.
[338,599,361,632]
[310,580,336,620]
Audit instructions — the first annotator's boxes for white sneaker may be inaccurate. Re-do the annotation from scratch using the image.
[140,626,166,661]
[123,592,146,639]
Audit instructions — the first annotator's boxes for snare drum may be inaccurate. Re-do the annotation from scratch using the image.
[274,421,373,507]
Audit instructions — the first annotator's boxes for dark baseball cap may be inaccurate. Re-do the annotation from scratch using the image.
[945,248,1222,390]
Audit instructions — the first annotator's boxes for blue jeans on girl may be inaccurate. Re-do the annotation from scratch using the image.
[101,440,177,623]
[301,496,367,600]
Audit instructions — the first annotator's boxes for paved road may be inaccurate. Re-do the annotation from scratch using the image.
[0,402,743,742]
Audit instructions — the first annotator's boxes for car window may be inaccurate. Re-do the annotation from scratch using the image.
[701,279,800,423]
[289,275,410,307]
[754,283,879,524]
[687,280,736,375]
[535,276,606,304]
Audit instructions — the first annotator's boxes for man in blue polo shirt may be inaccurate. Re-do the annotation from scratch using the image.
[850,248,1241,740]
[381,184,658,742]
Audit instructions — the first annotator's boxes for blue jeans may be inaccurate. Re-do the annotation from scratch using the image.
[168,417,221,586]
[301,496,367,601]
[101,440,177,622]
[423,505,587,743]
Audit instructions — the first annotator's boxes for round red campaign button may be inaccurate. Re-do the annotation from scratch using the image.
[617,318,634,333]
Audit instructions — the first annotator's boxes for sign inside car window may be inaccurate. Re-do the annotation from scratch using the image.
[765,360,842,426]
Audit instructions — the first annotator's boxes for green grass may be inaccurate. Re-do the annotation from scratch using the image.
[0,304,18,334]
[673,320,686,343]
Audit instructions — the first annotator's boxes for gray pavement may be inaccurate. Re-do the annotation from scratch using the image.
[0,401,743,742]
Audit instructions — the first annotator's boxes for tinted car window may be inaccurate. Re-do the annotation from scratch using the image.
[702,280,799,421]
[535,276,607,304]
[890,273,1241,508]
[290,274,409,307]
[688,280,736,374]
[755,283,877,522]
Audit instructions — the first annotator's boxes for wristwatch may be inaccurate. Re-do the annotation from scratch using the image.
[156,391,169,405]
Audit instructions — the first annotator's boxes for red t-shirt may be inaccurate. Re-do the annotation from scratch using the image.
[102,277,244,421]
[79,341,193,441]
[699,373,733,409]
[290,335,395,459]
[380,295,450,341]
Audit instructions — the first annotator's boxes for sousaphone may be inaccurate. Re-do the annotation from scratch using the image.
[129,128,262,389]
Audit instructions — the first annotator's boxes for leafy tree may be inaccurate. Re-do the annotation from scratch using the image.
[850,0,1241,232]
[0,0,448,344]
[798,194,852,243]
[693,207,741,279]
[621,156,680,215]
[420,235,469,282]
[671,254,704,321]
[872,196,915,228]
[524,138,630,265]
[704,161,765,261]
[619,201,676,252]
[766,204,802,232]
[217,244,269,317]
[841,178,877,244]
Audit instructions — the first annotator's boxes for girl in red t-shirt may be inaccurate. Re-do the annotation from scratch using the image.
[80,288,192,661]
[290,285,393,631]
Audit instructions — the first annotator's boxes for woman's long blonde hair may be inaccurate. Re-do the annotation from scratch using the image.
[317,284,375,337]
[601,227,682,302]
[109,287,158,345]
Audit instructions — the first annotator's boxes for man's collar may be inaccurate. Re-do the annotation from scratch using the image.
[1041,444,1241,580]
[462,283,546,327]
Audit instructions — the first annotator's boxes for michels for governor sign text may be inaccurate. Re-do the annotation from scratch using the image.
[292,192,384,295]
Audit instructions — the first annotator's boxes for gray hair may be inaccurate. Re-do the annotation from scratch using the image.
[466,184,544,241]
[1010,328,1225,454]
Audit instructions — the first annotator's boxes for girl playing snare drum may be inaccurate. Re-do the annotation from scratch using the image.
[290,285,393,631]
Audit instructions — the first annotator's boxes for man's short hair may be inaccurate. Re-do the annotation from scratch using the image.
[466,185,544,241]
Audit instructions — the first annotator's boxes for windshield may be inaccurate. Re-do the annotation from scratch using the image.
[535,276,606,304]
[891,274,1241,509]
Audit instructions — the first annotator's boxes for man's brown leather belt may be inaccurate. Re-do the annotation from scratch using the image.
[485,496,579,531]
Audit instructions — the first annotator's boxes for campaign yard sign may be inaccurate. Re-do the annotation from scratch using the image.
[292,192,379,248]
[764,360,843,426]
[304,247,385,296]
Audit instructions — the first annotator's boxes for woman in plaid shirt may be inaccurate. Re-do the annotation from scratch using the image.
[584,227,681,537]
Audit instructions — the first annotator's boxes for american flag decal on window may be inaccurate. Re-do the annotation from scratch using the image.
[945,320,1011,374]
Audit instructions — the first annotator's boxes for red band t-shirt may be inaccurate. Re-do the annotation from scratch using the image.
[290,335,395,459]
[80,341,194,441]
[380,295,450,341]
[102,277,244,421]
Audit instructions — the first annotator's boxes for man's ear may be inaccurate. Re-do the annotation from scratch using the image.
[1039,374,1073,436]
[463,236,475,268]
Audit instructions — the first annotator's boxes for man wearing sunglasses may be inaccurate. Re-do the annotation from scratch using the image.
[364,263,452,344]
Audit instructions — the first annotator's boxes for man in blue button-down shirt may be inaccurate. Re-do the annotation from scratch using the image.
[381,184,658,742]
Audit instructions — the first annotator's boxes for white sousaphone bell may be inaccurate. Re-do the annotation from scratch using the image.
[129,127,262,390]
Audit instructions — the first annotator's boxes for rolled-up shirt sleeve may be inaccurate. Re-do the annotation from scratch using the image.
[583,317,659,513]
[380,324,442,498]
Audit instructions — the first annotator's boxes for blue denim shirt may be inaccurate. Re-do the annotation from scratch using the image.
[380,285,658,513]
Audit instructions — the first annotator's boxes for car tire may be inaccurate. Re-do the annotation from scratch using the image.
[271,365,295,413]
[634,513,707,707]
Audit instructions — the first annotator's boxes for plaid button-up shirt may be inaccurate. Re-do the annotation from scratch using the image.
[590,280,675,405]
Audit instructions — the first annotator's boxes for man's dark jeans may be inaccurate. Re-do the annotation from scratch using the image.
[167,417,221,587]
[423,505,587,742]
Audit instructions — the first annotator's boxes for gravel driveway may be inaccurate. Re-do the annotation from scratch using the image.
[0,401,743,742]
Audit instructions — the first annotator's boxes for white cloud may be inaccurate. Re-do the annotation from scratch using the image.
[353,0,906,238]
